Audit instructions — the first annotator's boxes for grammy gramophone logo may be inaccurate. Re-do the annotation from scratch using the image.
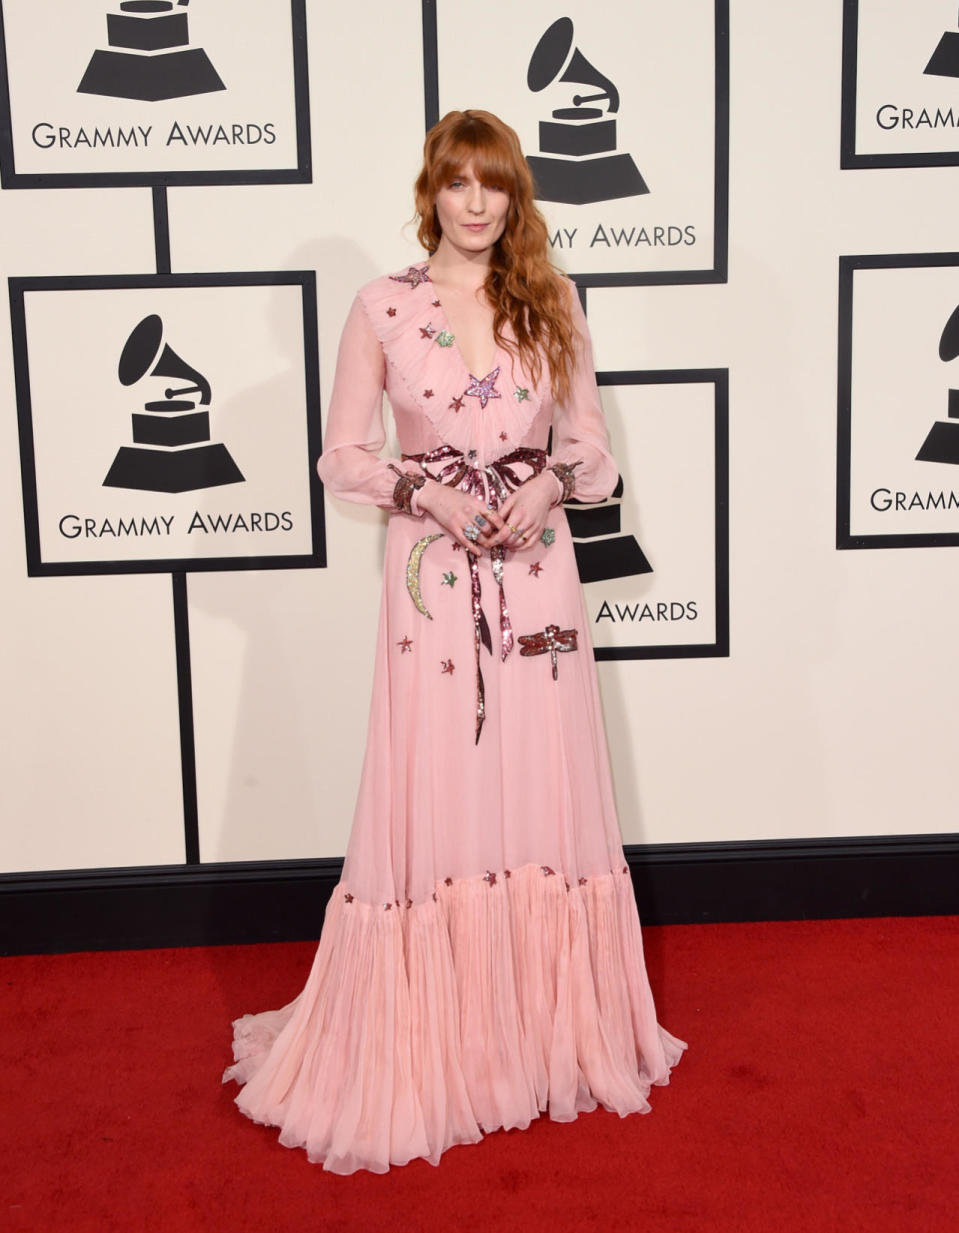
[525,16,648,206]
[567,474,652,585]
[103,314,244,493]
[78,0,225,103]
[916,303,959,465]
[925,8,959,79]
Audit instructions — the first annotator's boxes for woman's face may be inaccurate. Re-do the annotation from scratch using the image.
[433,161,510,260]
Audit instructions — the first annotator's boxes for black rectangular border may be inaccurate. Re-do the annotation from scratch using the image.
[2,833,957,954]
[840,0,959,170]
[9,270,326,576]
[591,368,729,660]
[0,1,311,188]
[421,0,729,287]
[837,251,959,550]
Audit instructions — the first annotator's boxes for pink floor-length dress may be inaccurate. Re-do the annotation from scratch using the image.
[224,264,686,1173]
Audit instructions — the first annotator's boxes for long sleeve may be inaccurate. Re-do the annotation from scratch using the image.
[547,288,619,504]
[316,296,419,510]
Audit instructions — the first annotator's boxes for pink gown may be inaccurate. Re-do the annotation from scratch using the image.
[224,264,686,1174]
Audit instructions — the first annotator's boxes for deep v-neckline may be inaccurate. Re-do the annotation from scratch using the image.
[427,274,498,380]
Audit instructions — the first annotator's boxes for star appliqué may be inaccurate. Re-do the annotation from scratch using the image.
[442,571,457,587]
[499,431,508,441]
[441,659,455,675]
[465,368,501,409]
[513,387,530,402]
[449,395,464,412]
[390,265,431,288]
[423,389,434,399]
[419,323,436,339]
[397,636,413,653]
[528,561,543,577]
[386,306,397,317]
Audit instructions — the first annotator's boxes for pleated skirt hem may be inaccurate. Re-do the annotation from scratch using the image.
[223,862,686,1175]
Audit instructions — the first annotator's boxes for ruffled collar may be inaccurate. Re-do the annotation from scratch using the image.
[357,264,546,466]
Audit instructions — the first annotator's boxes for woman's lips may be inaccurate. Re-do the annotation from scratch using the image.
[464,223,488,232]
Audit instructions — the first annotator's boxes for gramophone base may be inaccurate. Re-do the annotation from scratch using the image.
[572,535,653,585]
[103,444,244,493]
[528,153,649,205]
[915,420,959,465]
[77,48,225,102]
[924,31,959,79]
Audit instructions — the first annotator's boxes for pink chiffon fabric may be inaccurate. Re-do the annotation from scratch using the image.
[223,266,686,1173]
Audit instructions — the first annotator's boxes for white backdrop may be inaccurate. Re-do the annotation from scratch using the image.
[2,0,958,875]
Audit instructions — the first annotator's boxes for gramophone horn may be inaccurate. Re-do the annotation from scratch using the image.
[940,304,959,362]
[117,313,212,405]
[527,17,620,113]
[560,48,619,114]
[528,17,574,91]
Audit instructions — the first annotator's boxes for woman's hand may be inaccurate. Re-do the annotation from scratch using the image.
[416,481,506,554]
[487,472,559,551]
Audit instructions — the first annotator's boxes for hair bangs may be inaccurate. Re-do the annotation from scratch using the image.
[427,118,526,198]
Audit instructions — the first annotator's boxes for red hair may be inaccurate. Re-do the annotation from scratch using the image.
[414,110,575,402]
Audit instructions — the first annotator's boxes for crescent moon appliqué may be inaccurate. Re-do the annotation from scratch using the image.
[406,533,444,618]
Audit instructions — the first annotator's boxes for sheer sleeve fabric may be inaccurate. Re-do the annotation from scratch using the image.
[316,296,421,511]
[547,287,619,504]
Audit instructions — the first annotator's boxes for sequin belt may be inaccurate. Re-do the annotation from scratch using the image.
[403,445,548,743]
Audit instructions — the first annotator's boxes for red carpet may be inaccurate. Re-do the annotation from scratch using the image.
[4,915,957,1232]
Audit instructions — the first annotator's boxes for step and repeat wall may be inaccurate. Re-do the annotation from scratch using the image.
[1,0,958,878]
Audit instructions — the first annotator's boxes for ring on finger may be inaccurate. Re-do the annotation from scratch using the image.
[463,523,480,542]
[474,514,488,528]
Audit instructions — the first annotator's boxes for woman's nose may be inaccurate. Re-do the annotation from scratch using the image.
[466,185,485,212]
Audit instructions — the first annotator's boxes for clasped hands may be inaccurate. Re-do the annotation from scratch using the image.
[416,472,558,555]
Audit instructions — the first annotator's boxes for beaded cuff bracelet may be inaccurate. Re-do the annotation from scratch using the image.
[548,460,583,505]
[388,464,428,515]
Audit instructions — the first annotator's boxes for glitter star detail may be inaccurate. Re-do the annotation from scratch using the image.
[513,387,530,402]
[436,330,455,347]
[465,367,501,409]
[541,866,556,877]
[449,395,464,412]
[483,870,497,886]
[528,561,543,577]
[432,298,441,307]
[441,571,457,587]
[451,542,463,552]
[423,389,434,399]
[441,659,455,675]
[386,306,397,317]
[499,432,509,441]
[344,892,354,902]
[397,636,413,653]
[419,323,436,339]
[390,265,431,288]
[540,527,556,547]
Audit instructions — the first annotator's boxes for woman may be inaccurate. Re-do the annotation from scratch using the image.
[224,110,685,1174]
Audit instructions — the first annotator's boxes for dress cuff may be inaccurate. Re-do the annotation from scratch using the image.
[409,484,428,517]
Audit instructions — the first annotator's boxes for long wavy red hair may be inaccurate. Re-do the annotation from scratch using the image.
[414,110,575,403]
